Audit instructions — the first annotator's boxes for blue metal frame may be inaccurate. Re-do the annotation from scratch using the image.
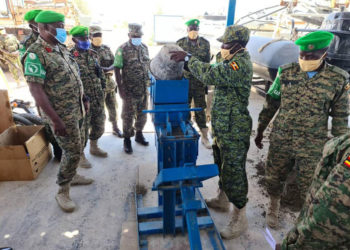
[227,0,237,26]
[136,79,226,250]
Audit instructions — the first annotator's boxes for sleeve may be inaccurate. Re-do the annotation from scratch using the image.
[282,164,350,250]
[257,95,280,133]
[205,41,211,63]
[113,47,123,68]
[23,52,46,85]
[330,80,350,137]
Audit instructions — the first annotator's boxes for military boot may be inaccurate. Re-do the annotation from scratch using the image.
[55,184,75,213]
[70,174,94,186]
[112,121,123,138]
[266,195,280,228]
[90,139,108,158]
[124,137,133,154]
[205,189,230,211]
[220,205,248,239]
[200,128,212,149]
[78,153,92,168]
[135,131,149,146]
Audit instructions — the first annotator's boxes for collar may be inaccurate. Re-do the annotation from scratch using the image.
[186,36,200,46]
[38,36,59,51]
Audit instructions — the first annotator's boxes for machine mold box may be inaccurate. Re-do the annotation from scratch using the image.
[0,90,51,181]
[151,79,189,104]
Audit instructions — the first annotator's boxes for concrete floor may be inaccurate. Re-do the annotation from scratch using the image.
[0,79,297,250]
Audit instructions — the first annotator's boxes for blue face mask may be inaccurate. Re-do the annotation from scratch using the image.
[131,38,142,46]
[77,40,91,50]
[55,28,67,44]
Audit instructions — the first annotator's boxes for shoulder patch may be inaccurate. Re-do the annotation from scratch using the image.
[113,47,123,68]
[329,65,349,79]
[344,154,350,168]
[24,52,46,79]
[229,61,239,71]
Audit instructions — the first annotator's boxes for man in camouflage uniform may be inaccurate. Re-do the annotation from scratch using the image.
[277,133,350,250]
[89,25,122,138]
[114,23,150,154]
[176,19,211,149]
[19,9,42,58]
[70,26,108,162]
[23,11,93,213]
[255,31,349,228]
[171,25,253,239]
[0,27,22,85]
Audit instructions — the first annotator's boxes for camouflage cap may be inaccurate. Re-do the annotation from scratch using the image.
[89,25,102,35]
[217,25,250,44]
[128,23,143,36]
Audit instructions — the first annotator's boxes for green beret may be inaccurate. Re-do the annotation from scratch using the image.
[295,31,334,52]
[34,10,65,23]
[24,10,42,22]
[69,26,89,37]
[217,25,250,43]
[185,19,200,26]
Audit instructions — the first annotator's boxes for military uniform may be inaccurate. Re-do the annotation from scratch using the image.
[70,47,106,145]
[188,32,253,210]
[114,30,150,139]
[258,62,349,202]
[0,32,22,84]
[282,133,350,249]
[19,32,38,58]
[23,36,85,185]
[176,36,210,129]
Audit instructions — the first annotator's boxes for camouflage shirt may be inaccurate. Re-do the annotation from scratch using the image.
[176,36,210,82]
[113,41,150,96]
[91,44,116,91]
[282,133,350,249]
[19,32,38,58]
[258,62,349,139]
[188,50,253,139]
[70,47,105,103]
[22,36,84,122]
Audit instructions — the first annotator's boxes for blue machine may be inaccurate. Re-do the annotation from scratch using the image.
[136,79,225,250]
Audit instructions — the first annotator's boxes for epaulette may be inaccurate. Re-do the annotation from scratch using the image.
[89,48,98,54]
[327,63,349,79]
[101,44,110,50]
[199,37,210,44]
[280,62,296,71]
[176,37,186,44]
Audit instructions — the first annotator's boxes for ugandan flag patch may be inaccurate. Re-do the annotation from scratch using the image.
[230,61,239,71]
[344,154,350,168]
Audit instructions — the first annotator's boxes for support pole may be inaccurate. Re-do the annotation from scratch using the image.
[226,0,237,26]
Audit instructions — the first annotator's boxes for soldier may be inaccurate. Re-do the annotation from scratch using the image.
[70,25,108,163]
[276,133,350,250]
[23,11,93,212]
[89,25,123,138]
[114,23,150,154]
[170,25,253,239]
[254,31,349,229]
[0,27,22,85]
[176,19,211,149]
[20,9,42,58]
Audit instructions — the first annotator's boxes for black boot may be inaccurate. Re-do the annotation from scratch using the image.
[112,122,123,138]
[135,131,149,146]
[124,138,133,154]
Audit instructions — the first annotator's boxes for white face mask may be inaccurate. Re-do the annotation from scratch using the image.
[299,53,326,72]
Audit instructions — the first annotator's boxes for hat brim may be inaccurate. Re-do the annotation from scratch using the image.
[130,31,143,36]
[90,31,102,35]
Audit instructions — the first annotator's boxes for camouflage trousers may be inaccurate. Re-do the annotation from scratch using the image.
[213,136,250,209]
[84,98,106,143]
[189,79,207,129]
[265,134,327,202]
[50,118,84,186]
[122,94,148,138]
[104,89,118,123]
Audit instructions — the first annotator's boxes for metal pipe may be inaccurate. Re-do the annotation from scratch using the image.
[226,0,236,26]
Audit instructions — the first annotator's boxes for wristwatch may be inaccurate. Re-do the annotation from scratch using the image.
[184,53,192,62]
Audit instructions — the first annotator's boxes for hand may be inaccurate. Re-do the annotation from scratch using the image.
[84,100,90,113]
[169,51,188,62]
[275,243,282,250]
[53,118,67,137]
[255,131,264,149]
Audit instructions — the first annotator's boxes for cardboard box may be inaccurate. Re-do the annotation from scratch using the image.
[0,90,51,181]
